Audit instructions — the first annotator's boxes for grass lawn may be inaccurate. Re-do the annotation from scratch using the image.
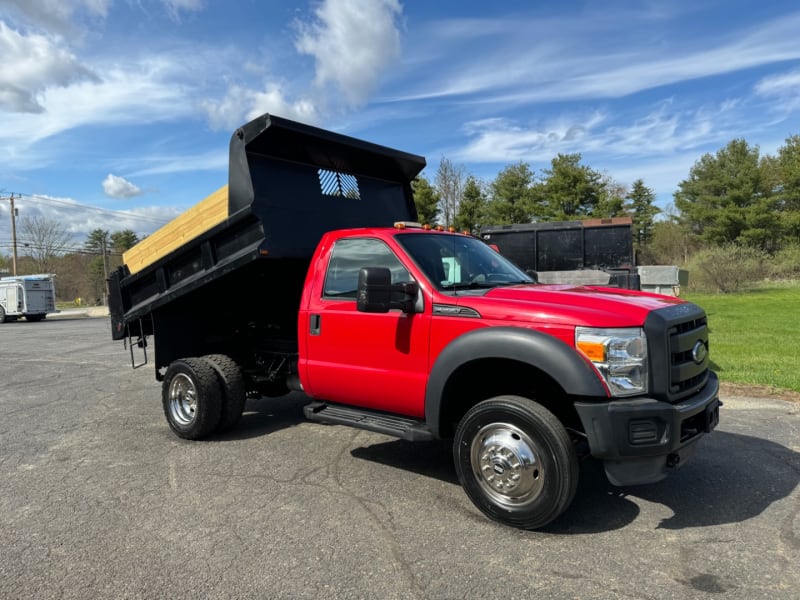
[684,283,800,393]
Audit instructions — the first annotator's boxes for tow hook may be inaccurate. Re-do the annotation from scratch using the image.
[666,453,680,468]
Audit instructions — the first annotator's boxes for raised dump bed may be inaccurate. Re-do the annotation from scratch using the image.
[108,114,425,371]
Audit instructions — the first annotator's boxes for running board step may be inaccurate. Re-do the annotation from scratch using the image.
[304,402,434,441]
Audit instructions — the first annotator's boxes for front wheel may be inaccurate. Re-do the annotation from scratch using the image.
[453,395,578,530]
[162,358,223,439]
[0,306,5,323]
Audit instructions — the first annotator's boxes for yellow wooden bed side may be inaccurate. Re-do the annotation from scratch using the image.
[123,185,229,274]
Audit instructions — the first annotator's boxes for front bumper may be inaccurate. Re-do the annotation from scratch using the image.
[574,371,720,486]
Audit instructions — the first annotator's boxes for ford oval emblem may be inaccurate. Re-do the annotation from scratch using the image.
[692,340,708,364]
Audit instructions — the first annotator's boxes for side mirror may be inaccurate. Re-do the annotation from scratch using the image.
[357,267,418,314]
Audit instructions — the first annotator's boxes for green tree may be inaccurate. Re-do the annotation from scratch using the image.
[111,229,139,254]
[85,229,110,254]
[594,175,627,218]
[777,135,800,210]
[454,176,486,234]
[625,179,660,249]
[484,161,536,225]
[536,153,604,220]
[674,139,782,251]
[411,175,440,225]
[776,135,800,239]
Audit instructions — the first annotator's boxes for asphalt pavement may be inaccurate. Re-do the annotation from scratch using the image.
[1,316,798,599]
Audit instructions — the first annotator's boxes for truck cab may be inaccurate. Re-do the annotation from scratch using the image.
[298,224,719,527]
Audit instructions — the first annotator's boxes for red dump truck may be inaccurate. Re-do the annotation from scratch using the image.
[109,114,719,530]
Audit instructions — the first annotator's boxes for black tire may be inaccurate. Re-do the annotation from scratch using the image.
[0,306,5,323]
[453,395,578,530]
[25,314,45,322]
[203,354,246,433]
[162,357,223,439]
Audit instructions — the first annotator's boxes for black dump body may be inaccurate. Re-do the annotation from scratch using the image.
[108,114,424,369]
[480,218,639,289]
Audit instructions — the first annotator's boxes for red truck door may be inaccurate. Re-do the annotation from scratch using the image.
[301,237,431,417]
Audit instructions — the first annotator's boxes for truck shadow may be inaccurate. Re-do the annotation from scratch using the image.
[351,438,459,485]
[350,431,800,534]
[214,394,309,440]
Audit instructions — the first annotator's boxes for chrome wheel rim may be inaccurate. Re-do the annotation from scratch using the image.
[168,373,197,426]
[470,422,545,507]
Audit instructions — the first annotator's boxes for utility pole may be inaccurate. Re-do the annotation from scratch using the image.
[101,236,109,306]
[10,193,18,276]
[2,193,18,275]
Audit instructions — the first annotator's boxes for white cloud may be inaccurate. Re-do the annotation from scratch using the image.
[102,174,143,199]
[453,99,746,166]
[161,0,205,22]
[199,83,318,132]
[0,21,100,112]
[0,0,110,37]
[295,0,403,107]
[391,10,800,106]
[128,150,228,177]
[755,68,800,113]
[756,69,800,95]
[457,112,607,163]
[0,56,198,167]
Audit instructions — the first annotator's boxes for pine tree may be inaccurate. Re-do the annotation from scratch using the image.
[484,162,536,224]
[625,179,660,248]
[455,176,486,234]
[411,175,440,225]
[538,154,604,220]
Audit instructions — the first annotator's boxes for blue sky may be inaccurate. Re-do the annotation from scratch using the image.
[1,0,799,249]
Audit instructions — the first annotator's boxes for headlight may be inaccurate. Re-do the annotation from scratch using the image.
[575,327,648,397]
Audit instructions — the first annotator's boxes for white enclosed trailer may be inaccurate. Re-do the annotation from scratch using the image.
[0,275,57,323]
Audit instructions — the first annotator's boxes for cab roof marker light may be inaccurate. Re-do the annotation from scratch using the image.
[393,221,423,229]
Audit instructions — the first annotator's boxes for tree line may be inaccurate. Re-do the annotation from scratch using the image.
[1,134,798,300]
[414,134,800,267]
[414,154,661,250]
[0,218,138,304]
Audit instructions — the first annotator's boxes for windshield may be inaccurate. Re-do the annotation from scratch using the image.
[395,232,534,292]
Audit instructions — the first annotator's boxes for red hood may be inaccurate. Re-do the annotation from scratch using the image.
[453,284,684,328]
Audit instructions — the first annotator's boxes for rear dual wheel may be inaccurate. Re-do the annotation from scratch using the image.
[204,354,246,433]
[161,355,246,439]
[453,395,578,530]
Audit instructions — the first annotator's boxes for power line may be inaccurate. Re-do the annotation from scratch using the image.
[3,191,173,227]
[0,242,122,256]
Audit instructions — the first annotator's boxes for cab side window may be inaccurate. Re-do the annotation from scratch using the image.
[323,238,411,299]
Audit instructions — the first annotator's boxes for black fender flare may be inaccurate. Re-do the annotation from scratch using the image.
[424,326,608,437]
